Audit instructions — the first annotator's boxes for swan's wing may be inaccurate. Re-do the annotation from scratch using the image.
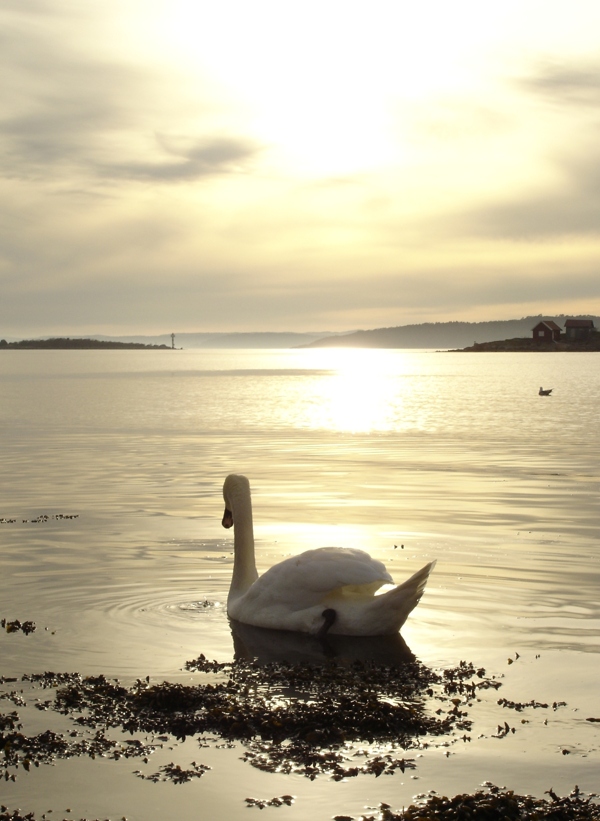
[253,547,393,608]
[229,548,433,636]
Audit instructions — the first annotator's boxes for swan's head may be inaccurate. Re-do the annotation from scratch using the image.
[222,474,250,529]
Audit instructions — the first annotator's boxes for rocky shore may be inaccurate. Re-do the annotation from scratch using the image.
[451,337,600,352]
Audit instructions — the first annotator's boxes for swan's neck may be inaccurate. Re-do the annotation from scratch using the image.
[229,494,258,600]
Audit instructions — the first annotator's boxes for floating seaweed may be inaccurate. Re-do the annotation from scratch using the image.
[50,657,496,754]
[359,784,600,820]
[1,620,36,636]
[245,795,295,809]
[1,785,599,820]
[242,741,416,781]
[12,654,500,786]
[1,653,505,788]
[134,761,210,784]
[497,697,567,711]
[0,514,79,525]
[0,651,598,821]
[0,714,157,782]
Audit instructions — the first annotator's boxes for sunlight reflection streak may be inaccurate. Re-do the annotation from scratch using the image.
[302,348,410,433]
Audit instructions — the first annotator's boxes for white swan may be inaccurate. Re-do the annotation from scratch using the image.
[222,474,435,637]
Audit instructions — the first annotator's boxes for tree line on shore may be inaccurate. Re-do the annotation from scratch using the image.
[0,337,171,350]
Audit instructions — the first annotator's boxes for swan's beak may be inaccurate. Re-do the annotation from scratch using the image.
[222,507,233,529]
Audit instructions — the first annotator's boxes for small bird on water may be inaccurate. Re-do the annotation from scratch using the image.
[539,387,552,396]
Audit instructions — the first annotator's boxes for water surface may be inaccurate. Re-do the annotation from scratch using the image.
[1,348,598,818]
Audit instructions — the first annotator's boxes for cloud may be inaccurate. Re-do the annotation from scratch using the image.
[444,58,600,240]
[2,5,600,337]
[0,11,134,172]
[0,2,260,185]
[96,134,261,182]
[518,59,600,107]
[455,166,600,239]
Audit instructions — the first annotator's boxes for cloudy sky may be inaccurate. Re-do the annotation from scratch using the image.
[2,0,600,337]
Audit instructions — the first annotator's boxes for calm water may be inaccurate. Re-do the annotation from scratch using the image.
[1,348,599,818]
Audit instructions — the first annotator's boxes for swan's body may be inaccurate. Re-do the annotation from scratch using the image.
[222,474,435,637]
[539,387,553,396]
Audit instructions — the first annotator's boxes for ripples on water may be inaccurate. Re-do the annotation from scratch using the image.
[1,348,598,663]
[1,348,599,817]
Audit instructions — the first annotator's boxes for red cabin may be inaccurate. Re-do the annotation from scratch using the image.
[532,321,561,343]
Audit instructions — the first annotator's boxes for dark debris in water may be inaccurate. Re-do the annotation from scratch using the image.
[23,672,84,689]
[0,691,26,708]
[1,674,158,783]
[1,811,115,821]
[356,784,600,820]
[1,620,36,636]
[243,741,416,781]
[245,795,295,809]
[497,696,567,711]
[0,716,158,782]
[49,657,497,757]
[134,760,210,784]
[0,514,79,525]
[0,656,502,785]
[1,785,599,821]
[2,654,596,820]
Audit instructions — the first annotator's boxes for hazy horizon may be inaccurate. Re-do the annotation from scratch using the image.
[4,313,599,348]
[3,1,600,337]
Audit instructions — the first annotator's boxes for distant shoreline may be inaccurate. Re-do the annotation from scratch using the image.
[450,337,600,352]
[0,338,172,350]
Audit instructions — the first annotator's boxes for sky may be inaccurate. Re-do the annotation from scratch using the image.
[2,0,600,337]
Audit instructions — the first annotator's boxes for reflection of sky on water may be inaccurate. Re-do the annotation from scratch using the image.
[1,349,599,815]
[3,347,600,441]
[303,349,403,432]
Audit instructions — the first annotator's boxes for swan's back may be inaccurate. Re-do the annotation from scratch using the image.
[265,547,391,595]
[228,546,434,636]
[222,473,436,636]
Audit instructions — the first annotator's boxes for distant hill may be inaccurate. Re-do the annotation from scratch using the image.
[4,318,599,350]
[41,332,344,349]
[175,331,344,348]
[300,316,600,349]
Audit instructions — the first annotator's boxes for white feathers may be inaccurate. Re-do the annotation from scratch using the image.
[221,474,435,637]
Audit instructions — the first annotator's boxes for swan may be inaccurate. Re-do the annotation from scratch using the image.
[539,387,553,396]
[222,474,435,637]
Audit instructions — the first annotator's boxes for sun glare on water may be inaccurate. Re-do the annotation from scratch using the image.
[302,348,410,433]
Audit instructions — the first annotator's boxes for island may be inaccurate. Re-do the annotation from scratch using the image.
[298,315,600,350]
[0,338,172,350]
[451,336,600,352]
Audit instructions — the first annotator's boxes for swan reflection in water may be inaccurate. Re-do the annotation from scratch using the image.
[230,619,416,667]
